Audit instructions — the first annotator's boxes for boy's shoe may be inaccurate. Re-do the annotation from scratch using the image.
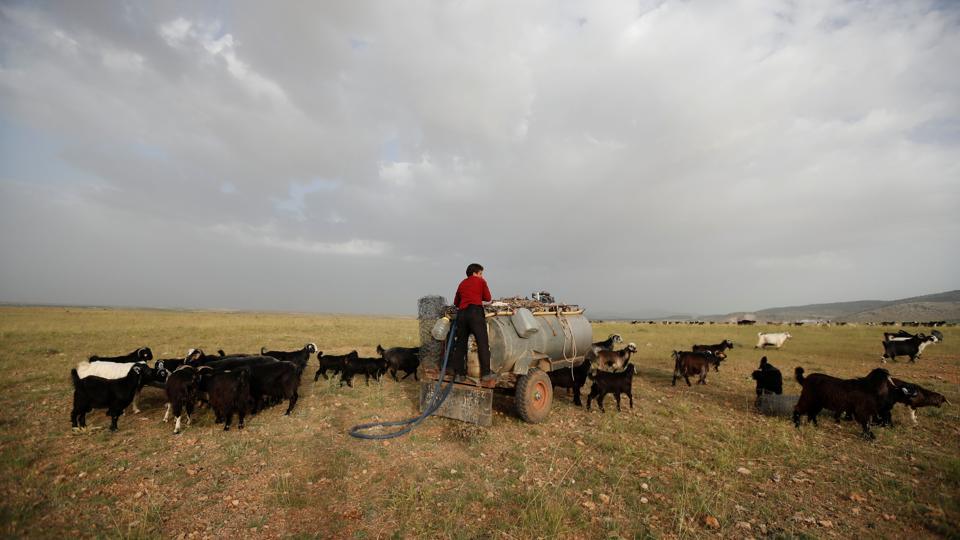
[480,372,498,383]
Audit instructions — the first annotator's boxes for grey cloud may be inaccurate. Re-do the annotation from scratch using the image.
[1,1,958,316]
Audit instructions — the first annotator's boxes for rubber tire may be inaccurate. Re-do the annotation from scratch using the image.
[515,368,553,423]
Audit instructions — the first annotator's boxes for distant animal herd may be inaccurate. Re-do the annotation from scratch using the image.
[604,320,953,327]
[69,327,949,440]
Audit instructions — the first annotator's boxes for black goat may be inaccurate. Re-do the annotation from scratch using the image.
[548,357,593,406]
[185,348,225,366]
[881,335,937,363]
[751,356,783,398]
[249,361,300,415]
[218,349,257,357]
[208,368,252,430]
[260,344,317,376]
[693,340,733,371]
[89,347,153,363]
[692,339,734,355]
[154,357,187,378]
[163,365,200,434]
[377,345,420,381]
[199,355,278,371]
[314,351,356,381]
[339,356,387,387]
[883,330,920,341]
[586,363,635,412]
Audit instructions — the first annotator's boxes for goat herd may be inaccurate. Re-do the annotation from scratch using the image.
[69,343,420,434]
[69,328,949,440]
[552,329,950,440]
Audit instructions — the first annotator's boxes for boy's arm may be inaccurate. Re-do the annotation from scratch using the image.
[482,280,492,302]
[454,286,462,308]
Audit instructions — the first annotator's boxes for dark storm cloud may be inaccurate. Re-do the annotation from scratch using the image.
[1,1,958,316]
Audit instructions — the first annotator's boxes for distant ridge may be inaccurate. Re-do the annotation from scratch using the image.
[708,290,960,323]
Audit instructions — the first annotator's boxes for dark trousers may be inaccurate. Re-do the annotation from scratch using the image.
[450,305,491,376]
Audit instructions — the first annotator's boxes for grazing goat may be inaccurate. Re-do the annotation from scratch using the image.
[793,367,896,439]
[377,345,420,381]
[594,343,637,372]
[163,365,201,434]
[89,347,153,363]
[671,351,721,386]
[260,344,317,376]
[70,364,145,432]
[833,376,918,427]
[548,357,593,406]
[751,356,783,398]
[314,351,356,381]
[755,332,791,349]
[208,368,252,430]
[881,335,937,363]
[586,363,635,412]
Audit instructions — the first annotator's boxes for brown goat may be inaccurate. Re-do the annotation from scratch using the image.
[793,367,896,439]
[593,343,637,372]
[671,350,721,386]
[891,378,950,424]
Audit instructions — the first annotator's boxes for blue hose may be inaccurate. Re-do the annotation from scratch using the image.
[348,320,458,439]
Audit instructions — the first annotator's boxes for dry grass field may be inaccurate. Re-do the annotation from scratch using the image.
[0,306,958,539]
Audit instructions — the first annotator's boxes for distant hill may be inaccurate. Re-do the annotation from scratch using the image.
[706,290,960,323]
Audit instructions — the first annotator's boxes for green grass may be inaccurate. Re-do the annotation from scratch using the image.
[0,307,958,538]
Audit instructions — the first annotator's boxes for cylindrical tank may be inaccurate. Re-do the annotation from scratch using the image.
[419,297,593,376]
[486,311,592,373]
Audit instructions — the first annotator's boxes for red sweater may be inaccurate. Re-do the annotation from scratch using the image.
[454,275,492,309]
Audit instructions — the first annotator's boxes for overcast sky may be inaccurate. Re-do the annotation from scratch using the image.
[1,1,958,317]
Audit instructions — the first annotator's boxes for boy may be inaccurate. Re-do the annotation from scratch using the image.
[451,263,497,382]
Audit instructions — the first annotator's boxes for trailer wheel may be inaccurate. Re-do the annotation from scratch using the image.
[515,368,552,423]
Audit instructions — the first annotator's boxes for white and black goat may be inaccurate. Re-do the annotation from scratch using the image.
[76,360,165,415]
[70,363,147,432]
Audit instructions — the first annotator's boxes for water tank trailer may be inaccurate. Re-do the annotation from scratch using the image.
[417,295,593,425]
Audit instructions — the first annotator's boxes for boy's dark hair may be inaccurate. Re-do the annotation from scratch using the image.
[466,263,484,276]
